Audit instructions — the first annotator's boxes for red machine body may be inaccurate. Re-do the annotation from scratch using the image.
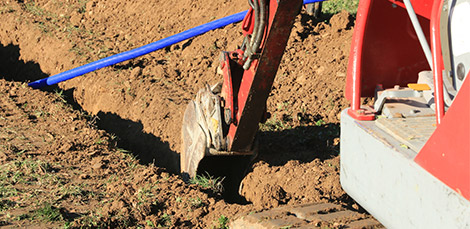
[345,0,432,120]
[414,0,469,200]
[344,0,469,201]
[415,74,470,199]
[340,0,470,226]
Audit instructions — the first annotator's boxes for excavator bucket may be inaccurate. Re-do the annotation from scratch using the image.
[181,83,254,201]
[181,83,226,180]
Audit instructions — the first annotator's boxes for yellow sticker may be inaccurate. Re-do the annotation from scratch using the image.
[211,118,219,131]
[407,83,431,91]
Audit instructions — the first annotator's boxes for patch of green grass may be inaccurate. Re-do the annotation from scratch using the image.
[117,148,130,154]
[65,25,80,37]
[0,185,19,198]
[25,2,60,19]
[0,199,16,211]
[94,138,109,145]
[33,203,63,222]
[24,2,45,17]
[58,184,85,199]
[23,2,61,35]
[135,184,158,207]
[1,158,59,189]
[15,159,52,174]
[0,6,15,14]
[214,215,229,229]
[35,110,50,118]
[10,170,26,184]
[36,21,51,35]
[126,160,138,170]
[15,213,30,221]
[146,219,155,227]
[189,173,224,193]
[158,213,172,227]
[69,45,88,57]
[74,214,104,227]
[175,196,182,203]
[314,119,325,126]
[188,197,204,208]
[105,174,118,184]
[96,46,111,58]
[125,87,136,98]
[322,0,360,15]
[77,0,88,14]
[277,101,290,111]
[1,161,25,185]
[54,89,68,104]
[109,133,118,141]
[259,115,289,132]
[39,161,53,173]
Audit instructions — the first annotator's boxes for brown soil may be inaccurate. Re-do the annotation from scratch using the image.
[0,1,374,228]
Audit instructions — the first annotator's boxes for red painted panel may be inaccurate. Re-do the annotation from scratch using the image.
[346,0,370,110]
[346,0,434,102]
[429,0,445,124]
[415,76,470,200]
[389,0,433,19]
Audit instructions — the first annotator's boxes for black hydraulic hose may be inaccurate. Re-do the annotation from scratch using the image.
[252,0,266,54]
[248,0,260,50]
[243,0,266,69]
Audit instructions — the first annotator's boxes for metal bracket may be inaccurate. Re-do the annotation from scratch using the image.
[374,85,423,113]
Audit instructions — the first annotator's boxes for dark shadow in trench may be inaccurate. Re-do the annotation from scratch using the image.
[96,111,180,173]
[0,43,181,173]
[256,123,340,167]
[0,43,49,82]
[0,43,65,94]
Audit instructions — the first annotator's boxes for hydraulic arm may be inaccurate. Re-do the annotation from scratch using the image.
[181,0,303,182]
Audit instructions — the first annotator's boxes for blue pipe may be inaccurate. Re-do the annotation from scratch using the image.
[29,0,324,89]
[303,0,322,4]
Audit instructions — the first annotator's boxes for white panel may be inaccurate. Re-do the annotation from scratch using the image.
[340,109,470,228]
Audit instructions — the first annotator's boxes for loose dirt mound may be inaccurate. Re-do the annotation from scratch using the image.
[240,10,354,209]
[0,1,376,227]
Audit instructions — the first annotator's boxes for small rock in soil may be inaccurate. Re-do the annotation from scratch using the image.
[79,174,90,179]
[130,67,142,79]
[329,10,351,32]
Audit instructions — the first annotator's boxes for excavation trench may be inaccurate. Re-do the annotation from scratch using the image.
[0,42,253,203]
[0,43,180,170]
